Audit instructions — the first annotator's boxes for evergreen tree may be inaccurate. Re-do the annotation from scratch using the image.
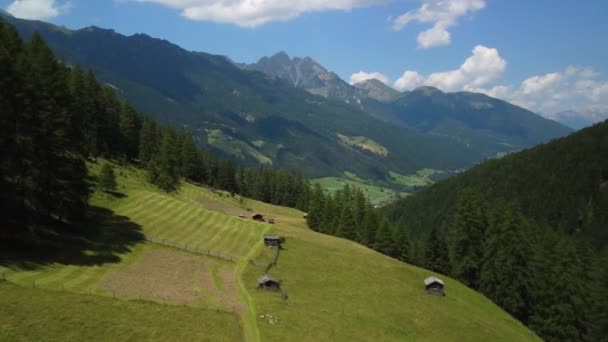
[98,163,117,192]
[480,202,533,322]
[138,117,160,164]
[425,227,450,274]
[337,204,357,240]
[357,208,378,246]
[149,128,180,192]
[320,194,337,234]
[447,188,487,289]
[119,102,141,160]
[306,183,325,230]
[180,133,200,180]
[392,223,411,261]
[373,219,395,255]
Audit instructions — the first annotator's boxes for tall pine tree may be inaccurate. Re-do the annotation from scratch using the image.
[447,188,487,289]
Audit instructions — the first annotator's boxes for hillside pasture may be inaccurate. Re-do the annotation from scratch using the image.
[0,281,242,341]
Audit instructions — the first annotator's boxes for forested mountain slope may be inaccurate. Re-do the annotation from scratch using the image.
[384,120,608,245]
[246,52,572,159]
[1,13,485,180]
[381,120,608,341]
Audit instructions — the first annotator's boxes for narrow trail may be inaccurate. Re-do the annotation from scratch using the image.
[235,227,270,342]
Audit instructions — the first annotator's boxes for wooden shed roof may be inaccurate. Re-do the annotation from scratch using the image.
[424,276,444,287]
[258,275,279,284]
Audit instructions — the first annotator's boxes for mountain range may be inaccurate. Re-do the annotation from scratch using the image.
[0,13,571,184]
[245,52,572,157]
[548,108,608,130]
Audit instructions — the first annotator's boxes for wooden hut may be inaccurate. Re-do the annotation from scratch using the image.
[258,275,280,290]
[264,235,284,247]
[424,276,445,296]
[252,213,265,222]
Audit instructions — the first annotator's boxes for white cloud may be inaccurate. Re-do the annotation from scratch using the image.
[386,47,608,118]
[521,73,562,95]
[131,0,385,28]
[392,0,486,48]
[394,70,423,91]
[392,45,506,92]
[6,0,70,20]
[472,67,608,115]
[349,71,390,85]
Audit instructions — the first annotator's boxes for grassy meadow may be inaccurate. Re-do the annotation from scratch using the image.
[0,161,538,341]
[0,281,241,341]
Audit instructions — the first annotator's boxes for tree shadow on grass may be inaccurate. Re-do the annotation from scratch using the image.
[0,206,145,270]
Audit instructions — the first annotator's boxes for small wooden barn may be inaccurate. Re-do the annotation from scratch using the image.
[258,275,280,290]
[264,235,284,247]
[424,276,445,296]
[252,213,265,222]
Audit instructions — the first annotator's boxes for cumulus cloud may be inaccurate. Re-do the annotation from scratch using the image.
[392,45,506,91]
[472,66,608,115]
[392,0,486,48]
[387,47,607,119]
[393,70,424,91]
[131,0,385,28]
[520,73,562,95]
[349,71,390,85]
[6,0,70,20]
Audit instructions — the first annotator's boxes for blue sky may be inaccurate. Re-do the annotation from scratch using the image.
[3,0,608,119]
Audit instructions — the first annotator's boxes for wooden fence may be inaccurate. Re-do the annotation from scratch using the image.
[145,236,236,262]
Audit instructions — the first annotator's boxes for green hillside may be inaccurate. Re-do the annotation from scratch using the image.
[382,120,608,340]
[384,120,608,244]
[1,163,538,341]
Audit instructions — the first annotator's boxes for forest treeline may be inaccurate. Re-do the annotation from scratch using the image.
[0,21,309,235]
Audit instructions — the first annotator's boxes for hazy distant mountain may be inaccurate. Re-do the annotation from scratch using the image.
[0,8,13,17]
[548,109,608,130]
[377,87,572,156]
[353,79,400,103]
[243,52,366,104]
[246,52,571,157]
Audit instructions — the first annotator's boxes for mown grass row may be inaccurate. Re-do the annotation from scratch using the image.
[110,188,268,260]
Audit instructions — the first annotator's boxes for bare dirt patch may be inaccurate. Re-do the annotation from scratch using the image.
[101,249,244,313]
